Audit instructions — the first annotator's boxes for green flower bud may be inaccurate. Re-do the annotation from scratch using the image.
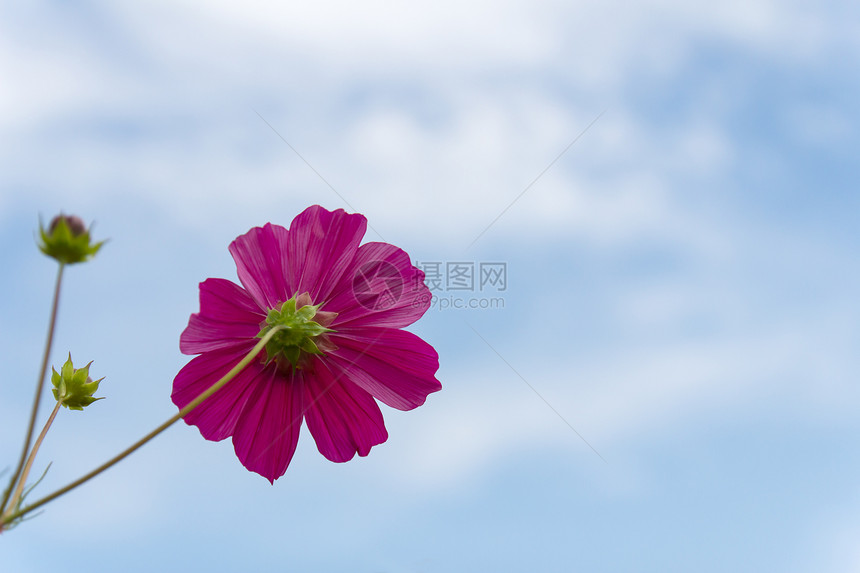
[38,214,105,264]
[51,354,105,410]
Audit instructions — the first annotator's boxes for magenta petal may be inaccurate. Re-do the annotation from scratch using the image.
[180,278,265,355]
[286,206,367,303]
[303,358,388,463]
[229,223,292,310]
[232,367,304,483]
[174,206,441,480]
[327,328,441,411]
[324,242,432,329]
[171,344,264,441]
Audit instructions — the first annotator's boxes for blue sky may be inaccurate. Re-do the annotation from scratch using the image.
[1,1,859,571]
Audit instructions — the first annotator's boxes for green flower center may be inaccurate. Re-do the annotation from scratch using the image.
[257,293,336,371]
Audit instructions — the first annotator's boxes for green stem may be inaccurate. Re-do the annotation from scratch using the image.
[1,400,62,523]
[0,326,283,528]
[1,263,65,515]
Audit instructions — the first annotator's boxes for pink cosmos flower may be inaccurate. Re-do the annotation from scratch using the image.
[171,205,441,482]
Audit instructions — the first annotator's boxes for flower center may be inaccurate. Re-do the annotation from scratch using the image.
[257,293,337,371]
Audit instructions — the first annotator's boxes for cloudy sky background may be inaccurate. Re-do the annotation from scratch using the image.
[1,1,859,571]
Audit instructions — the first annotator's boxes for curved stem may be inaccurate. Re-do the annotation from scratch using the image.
[1,263,65,515]
[0,326,283,527]
[1,401,62,522]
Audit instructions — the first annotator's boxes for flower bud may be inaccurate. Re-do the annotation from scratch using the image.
[38,214,105,264]
[51,354,105,410]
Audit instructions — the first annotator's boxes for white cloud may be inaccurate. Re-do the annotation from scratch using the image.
[3,0,852,255]
[381,305,859,491]
[807,488,860,573]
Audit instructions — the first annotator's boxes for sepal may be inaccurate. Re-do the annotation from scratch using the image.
[51,354,105,411]
[38,214,105,265]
